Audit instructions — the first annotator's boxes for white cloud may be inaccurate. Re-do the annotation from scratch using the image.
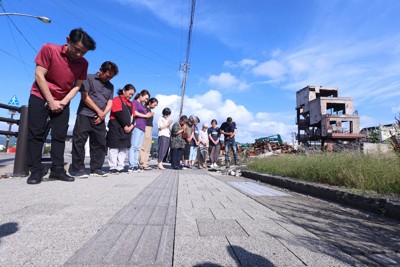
[147,90,295,143]
[207,72,250,91]
[251,60,286,79]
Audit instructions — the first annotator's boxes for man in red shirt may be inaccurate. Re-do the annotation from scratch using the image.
[27,28,96,185]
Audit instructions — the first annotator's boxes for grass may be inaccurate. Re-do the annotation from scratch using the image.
[245,152,400,195]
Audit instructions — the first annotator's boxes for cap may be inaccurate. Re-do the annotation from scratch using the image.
[203,123,209,128]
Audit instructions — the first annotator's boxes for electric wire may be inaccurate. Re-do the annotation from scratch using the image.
[0,3,37,53]
[68,0,176,68]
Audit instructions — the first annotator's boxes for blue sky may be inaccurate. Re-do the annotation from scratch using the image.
[1,0,400,143]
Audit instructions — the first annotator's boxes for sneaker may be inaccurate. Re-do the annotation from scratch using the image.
[128,167,139,173]
[49,167,75,182]
[109,169,119,175]
[27,171,43,185]
[118,169,127,173]
[73,169,89,179]
[90,169,108,177]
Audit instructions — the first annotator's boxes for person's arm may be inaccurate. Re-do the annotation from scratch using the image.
[60,79,84,108]
[135,110,154,118]
[80,92,106,123]
[34,65,63,112]
[158,118,173,131]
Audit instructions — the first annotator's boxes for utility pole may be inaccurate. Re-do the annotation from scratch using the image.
[179,0,196,118]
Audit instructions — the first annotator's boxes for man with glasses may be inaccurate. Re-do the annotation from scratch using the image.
[26,28,96,185]
[69,61,119,178]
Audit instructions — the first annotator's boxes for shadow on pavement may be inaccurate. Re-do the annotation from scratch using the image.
[0,222,19,239]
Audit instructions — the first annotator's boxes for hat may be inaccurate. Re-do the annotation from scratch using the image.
[203,123,209,128]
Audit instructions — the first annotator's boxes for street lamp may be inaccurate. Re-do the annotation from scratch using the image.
[0,12,51,23]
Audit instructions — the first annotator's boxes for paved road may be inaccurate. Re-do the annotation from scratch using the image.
[0,153,399,266]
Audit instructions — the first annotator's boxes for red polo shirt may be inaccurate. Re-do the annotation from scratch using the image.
[30,43,88,101]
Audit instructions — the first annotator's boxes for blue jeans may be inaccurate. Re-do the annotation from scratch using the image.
[129,128,144,168]
[189,146,198,161]
[224,138,237,165]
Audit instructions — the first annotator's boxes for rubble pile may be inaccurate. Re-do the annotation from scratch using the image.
[239,141,296,157]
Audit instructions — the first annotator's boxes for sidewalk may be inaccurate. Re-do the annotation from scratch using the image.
[0,155,365,266]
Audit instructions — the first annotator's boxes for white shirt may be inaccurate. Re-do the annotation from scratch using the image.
[199,129,209,148]
[158,116,171,137]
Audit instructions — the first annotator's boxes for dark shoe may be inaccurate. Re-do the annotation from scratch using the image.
[27,172,42,185]
[49,167,75,182]
[90,169,108,177]
[71,169,89,179]
[109,169,119,175]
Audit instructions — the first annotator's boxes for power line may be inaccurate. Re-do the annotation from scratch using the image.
[179,0,196,117]
[65,0,176,70]
[0,3,38,53]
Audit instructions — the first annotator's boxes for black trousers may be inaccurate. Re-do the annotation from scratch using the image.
[70,114,107,172]
[170,147,183,169]
[27,95,70,173]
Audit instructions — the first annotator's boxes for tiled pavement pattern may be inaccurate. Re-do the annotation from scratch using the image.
[64,170,178,266]
[174,170,360,266]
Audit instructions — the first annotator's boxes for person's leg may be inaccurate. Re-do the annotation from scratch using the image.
[49,105,70,168]
[176,148,184,168]
[184,143,190,166]
[232,140,238,165]
[139,126,152,168]
[157,136,169,168]
[170,148,178,169]
[27,95,49,183]
[48,106,74,182]
[108,148,118,170]
[116,148,127,171]
[215,144,221,166]
[70,114,90,172]
[89,121,107,172]
[224,140,230,165]
[129,128,144,169]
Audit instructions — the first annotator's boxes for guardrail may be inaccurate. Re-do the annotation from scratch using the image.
[0,103,29,176]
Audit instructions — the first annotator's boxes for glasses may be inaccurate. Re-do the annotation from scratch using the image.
[70,43,88,55]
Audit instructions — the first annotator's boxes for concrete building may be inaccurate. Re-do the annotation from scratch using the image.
[296,85,365,149]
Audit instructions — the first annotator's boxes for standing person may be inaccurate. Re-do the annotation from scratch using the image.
[106,84,136,174]
[170,115,188,170]
[208,119,221,168]
[198,123,209,168]
[182,115,195,168]
[139,98,158,170]
[69,61,118,178]
[189,116,200,168]
[220,117,238,167]
[26,28,96,185]
[157,108,173,170]
[128,90,154,173]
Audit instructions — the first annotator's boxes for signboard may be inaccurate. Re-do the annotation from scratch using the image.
[8,95,19,106]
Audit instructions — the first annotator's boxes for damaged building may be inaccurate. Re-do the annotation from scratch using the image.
[296,85,365,150]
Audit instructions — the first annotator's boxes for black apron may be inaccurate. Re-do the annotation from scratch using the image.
[106,96,132,149]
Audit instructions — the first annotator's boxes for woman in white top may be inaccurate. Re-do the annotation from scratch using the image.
[157,108,173,169]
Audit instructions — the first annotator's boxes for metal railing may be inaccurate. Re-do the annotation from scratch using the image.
[0,103,29,176]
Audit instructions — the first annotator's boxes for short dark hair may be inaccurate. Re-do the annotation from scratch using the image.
[211,119,217,125]
[69,28,96,50]
[162,108,171,116]
[101,61,119,76]
[180,115,188,123]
